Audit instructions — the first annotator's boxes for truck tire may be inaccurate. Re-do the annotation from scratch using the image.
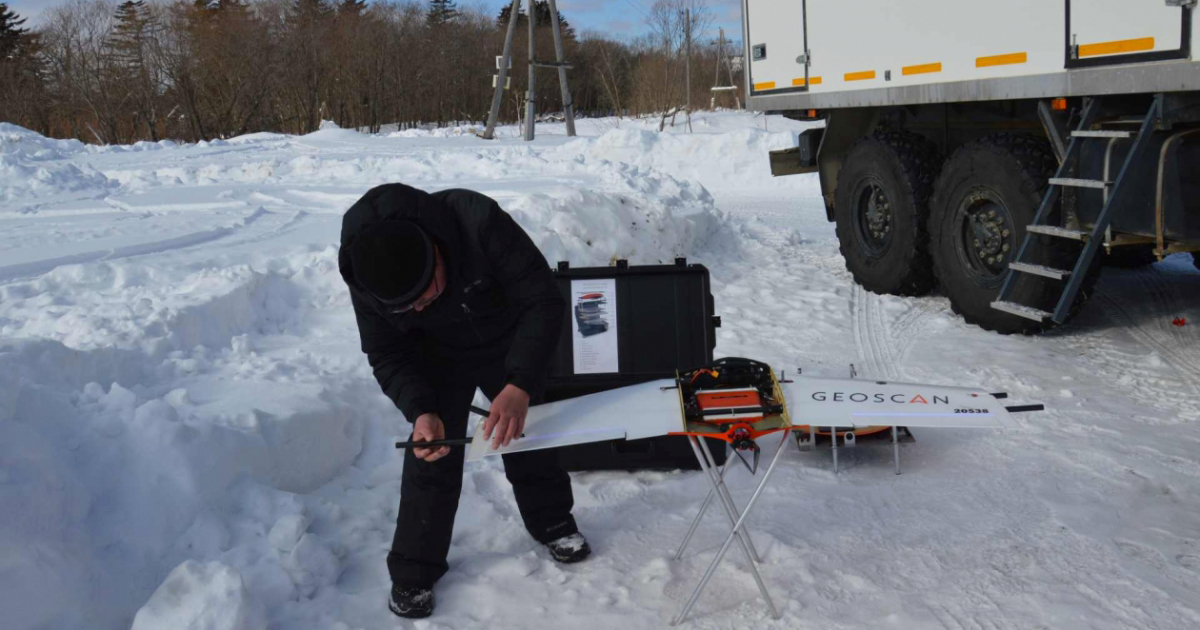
[833,130,940,296]
[929,133,1093,334]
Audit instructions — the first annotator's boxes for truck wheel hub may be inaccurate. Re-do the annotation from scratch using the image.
[962,197,1014,276]
[856,182,893,253]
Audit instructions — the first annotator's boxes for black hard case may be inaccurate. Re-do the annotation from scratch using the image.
[544,259,726,471]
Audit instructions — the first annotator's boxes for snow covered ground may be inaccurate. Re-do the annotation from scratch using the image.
[3,112,1199,630]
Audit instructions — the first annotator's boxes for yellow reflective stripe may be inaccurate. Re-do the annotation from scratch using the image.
[902,62,942,76]
[1079,37,1154,58]
[753,81,776,90]
[792,76,823,86]
[976,52,1027,67]
[844,70,876,82]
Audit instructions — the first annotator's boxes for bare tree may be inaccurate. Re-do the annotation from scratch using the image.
[1,0,729,144]
[577,32,629,118]
[641,0,711,130]
[40,0,123,142]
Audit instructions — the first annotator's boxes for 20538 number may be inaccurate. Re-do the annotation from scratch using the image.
[954,408,989,414]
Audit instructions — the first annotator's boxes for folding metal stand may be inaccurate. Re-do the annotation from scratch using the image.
[797,424,910,474]
[670,431,794,625]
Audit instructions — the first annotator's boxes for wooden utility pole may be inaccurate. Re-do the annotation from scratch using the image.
[713,27,722,92]
[483,0,577,141]
[524,0,536,141]
[482,0,521,140]
[710,27,741,110]
[685,7,692,132]
[546,0,576,136]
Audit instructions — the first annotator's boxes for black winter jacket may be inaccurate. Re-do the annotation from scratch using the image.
[338,184,566,422]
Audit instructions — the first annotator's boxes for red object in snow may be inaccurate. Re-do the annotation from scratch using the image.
[1172,317,1188,327]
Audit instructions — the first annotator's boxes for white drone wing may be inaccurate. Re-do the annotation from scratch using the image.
[782,377,1014,429]
[466,374,1021,460]
[466,379,683,461]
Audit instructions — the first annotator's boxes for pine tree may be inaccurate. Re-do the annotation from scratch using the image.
[496,1,571,38]
[496,3,522,27]
[109,1,160,140]
[290,0,333,28]
[426,0,458,27]
[110,1,151,62]
[192,0,250,19]
[339,0,367,16]
[0,2,40,132]
[0,2,28,60]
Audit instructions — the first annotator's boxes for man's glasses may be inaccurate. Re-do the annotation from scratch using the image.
[389,273,442,314]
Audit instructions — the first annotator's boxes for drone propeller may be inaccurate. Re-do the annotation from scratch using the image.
[730,426,761,474]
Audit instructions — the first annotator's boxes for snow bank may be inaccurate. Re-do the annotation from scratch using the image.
[0,152,114,202]
[507,186,727,267]
[553,124,820,195]
[0,117,756,630]
[0,124,122,202]
[0,332,369,628]
[0,122,90,160]
[130,561,267,630]
[384,124,483,138]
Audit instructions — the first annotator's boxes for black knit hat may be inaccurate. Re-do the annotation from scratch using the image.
[349,220,436,306]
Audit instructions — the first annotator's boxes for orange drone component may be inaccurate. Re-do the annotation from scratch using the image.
[673,390,794,443]
[671,421,794,444]
[695,388,765,421]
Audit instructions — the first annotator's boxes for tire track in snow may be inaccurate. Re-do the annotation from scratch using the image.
[851,284,888,379]
[1096,266,1200,388]
[889,295,939,369]
[929,604,993,630]
[0,206,271,282]
[851,284,938,382]
[1070,266,1200,421]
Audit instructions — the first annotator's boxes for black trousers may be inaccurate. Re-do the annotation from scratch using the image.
[387,358,578,588]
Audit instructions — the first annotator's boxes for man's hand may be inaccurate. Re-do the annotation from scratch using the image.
[483,384,530,450]
[412,413,450,462]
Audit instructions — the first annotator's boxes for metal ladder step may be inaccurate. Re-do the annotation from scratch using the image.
[1071,130,1133,138]
[1049,177,1109,189]
[997,96,1162,327]
[1026,225,1088,240]
[990,301,1051,322]
[1008,262,1072,280]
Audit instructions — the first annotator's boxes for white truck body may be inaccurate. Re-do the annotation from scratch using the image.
[744,0,1199,111]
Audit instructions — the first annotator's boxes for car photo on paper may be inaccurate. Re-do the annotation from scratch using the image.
[574,292,610,337]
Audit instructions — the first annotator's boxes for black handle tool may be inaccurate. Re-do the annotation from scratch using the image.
[394,405,494,450]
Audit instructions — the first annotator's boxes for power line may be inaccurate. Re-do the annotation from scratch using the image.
[617,0,650,20]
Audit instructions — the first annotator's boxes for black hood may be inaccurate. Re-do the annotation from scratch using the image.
[338,184,465,301]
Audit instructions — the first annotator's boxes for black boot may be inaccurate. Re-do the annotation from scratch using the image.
[389,584,435,619]
[544,532,591,564]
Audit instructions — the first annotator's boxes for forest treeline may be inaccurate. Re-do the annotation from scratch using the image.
[0,0,744,144]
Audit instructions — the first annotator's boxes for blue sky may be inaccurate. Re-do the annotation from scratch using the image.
[5,0,743,40]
